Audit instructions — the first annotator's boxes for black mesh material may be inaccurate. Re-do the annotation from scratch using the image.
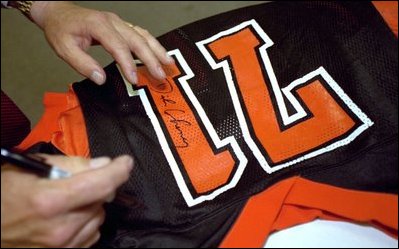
[66,1,398,248]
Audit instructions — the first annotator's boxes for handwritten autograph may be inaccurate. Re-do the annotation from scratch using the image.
[160,95,176,107]
[150,76,191,148]
[163,109,191,148]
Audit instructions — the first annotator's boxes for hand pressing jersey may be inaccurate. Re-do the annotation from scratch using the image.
[19,2,398,248]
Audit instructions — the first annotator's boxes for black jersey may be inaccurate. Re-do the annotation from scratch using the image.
[26,2,398,247]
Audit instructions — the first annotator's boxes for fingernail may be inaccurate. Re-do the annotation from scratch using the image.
[131,71,138,84]
[166,54,174,64]
[105,193,116,203]
[120,155,134,170]
[157,66,166,79]
[91,70,105,85]
[89,157,111,169]
[156,83,167,91]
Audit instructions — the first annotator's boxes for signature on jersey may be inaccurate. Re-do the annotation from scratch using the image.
[154,78,192,148]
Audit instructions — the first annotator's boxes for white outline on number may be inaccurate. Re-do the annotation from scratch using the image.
[196,19,373,174]
[120,50,248,207]
[119,19,373,207]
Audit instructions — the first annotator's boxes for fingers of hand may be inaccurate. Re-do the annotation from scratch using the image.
[1,155,113,247]
[101,13,173,83]
[80,231,102,248]
[64,206,105,248]
[133,25,174,65]
[90,18,138,84]
[54,10,173,85]
[54,37,107,85]
[117,22,171,81]
[38,154,111,174]
[29,204,104,248]
[32,155,133,217]
[38,154,84,174]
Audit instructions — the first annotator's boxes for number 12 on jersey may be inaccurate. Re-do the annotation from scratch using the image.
[124,20,373,207]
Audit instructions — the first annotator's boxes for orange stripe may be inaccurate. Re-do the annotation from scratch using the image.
[220,177,299,248]
[17,86,89,157]
[282,178,398,237]
[373,1,398,37]
[220,177,398,247]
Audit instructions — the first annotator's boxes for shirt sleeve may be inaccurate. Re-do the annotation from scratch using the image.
[1,1,11,8]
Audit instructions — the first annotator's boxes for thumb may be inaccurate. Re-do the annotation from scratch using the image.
[36,155,134,216]
[39,154,111,175]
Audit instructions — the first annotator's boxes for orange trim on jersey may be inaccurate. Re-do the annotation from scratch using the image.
[280,178,398,236]
[373,1,398,37]
[18,85,398,249]
[17,86,89,157]
[220,177,300,248]
[220,177,398,248]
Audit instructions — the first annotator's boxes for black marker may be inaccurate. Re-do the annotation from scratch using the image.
[1,148,71,179]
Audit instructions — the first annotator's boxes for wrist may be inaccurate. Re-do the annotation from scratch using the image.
[30,1,72,29]
[30,1,51,28]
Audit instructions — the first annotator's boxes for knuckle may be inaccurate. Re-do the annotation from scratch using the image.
[121,168,131,182]
[100,179,116,197]
[67,156,90,173]
[129,37,148,51]
[147,37,160,49]
[85,232,101,248]
[54,44,71,60]
[30,191,57,218]
[88,11,108,24]
[44,226,73,248]
[72,178,91,194]
[139,28,150,36]
[134,26,146,34]
[138,29,153,41]
[69,156,86,165]
[103,183,116,197]
[104,11,120,20]
[110,45,133,59]
[110,43,130,58]
[99,209,106,225]
[113,42,130,52]
[75,174,111,198]
[94,232,101,243]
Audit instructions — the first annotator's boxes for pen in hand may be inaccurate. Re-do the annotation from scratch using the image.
[1,148,71,180]
[1,148,143,207]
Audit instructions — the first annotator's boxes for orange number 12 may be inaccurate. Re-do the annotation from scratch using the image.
[124,20,373,207]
